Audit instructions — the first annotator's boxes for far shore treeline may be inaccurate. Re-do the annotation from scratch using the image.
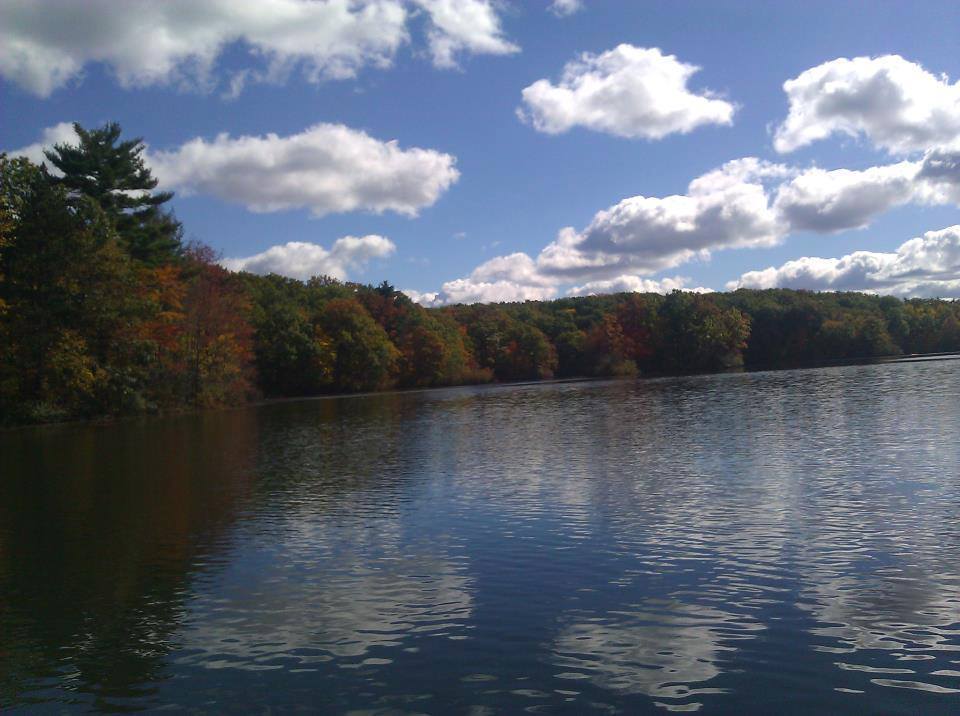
[3,123,960,426]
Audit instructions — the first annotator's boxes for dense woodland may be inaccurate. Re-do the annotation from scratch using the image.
[3,123,960,425]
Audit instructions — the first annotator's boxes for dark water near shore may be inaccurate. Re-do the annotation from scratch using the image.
[2,360,960,713]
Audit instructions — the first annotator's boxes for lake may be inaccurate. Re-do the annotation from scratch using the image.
[2,359,960,713]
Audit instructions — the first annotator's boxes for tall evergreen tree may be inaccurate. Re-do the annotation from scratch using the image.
[44,122,182,265]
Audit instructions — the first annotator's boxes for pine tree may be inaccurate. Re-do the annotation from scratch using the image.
[44,122,183,265]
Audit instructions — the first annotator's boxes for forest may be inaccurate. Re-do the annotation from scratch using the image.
[3,123,960,426]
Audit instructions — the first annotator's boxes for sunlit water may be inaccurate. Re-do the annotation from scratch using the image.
[2,359,960,713]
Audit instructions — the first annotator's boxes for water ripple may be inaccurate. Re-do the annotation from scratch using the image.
[2,360,960,712]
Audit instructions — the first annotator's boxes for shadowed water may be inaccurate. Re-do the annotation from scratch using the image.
[2,359,960,713]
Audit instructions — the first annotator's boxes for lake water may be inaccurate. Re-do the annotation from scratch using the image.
[2,359,960,713]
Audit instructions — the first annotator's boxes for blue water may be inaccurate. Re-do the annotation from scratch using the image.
[2,359,960,713]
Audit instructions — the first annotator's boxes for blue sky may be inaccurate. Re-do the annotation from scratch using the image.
[3,0,960,303]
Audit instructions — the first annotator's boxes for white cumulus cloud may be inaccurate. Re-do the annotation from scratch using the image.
[407,251,559,306]
[0,0,518,97]
[773,55,960,155]
[727,225,960,298]
[149,123,459,217]
[567,275,712,296]
[469,252,557,287]
[773,161,925,233]
[518,44,736,139]
[538,158,788,280]
[223,235,395,281]
[401,288,440,305]
[407,278,557,307]
[413,0,518,69]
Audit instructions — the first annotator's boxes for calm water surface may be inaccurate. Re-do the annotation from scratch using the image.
[2,360,960,713]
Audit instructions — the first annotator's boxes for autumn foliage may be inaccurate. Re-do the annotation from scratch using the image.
[4,124,960,426]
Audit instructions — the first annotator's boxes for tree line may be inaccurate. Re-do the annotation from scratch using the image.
[3,123,960,425]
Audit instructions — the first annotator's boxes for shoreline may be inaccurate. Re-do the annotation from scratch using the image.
[6,351,959,433]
